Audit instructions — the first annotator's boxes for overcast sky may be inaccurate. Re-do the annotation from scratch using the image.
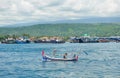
[0,0,120,27]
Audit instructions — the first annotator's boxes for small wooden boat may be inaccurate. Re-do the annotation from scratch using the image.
[41,51,78,61]
[42,55,78,61]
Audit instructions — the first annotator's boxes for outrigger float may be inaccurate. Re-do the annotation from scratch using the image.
[41,51,78,62]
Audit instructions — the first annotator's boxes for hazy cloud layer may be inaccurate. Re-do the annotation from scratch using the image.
[0,0,120,26]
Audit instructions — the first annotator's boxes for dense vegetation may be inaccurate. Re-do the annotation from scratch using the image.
[0,23,120,39]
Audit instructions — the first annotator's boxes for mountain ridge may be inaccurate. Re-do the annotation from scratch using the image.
[0,23,120,37]
[1,17,120,27]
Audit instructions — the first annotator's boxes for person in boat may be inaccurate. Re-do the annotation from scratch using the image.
[73,54,76,58]
[53,48,57,57]
[73,54,78,60]
[63,53,67,59]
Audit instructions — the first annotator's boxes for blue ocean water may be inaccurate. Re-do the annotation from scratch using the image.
[0,43,120,78]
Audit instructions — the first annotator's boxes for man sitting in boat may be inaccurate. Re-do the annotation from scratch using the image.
[63,53,67,59]
[73,54,78,60]
[53,48,57,57]
[73,54,76,58]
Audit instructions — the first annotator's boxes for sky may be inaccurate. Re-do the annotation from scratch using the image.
[0,0,120,27]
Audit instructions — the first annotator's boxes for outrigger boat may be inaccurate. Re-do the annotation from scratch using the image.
[41,51,78,61]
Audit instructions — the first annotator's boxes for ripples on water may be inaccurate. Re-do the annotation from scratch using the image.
[0,43,120,78]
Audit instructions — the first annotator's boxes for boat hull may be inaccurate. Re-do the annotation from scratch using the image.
[42,55,78,61]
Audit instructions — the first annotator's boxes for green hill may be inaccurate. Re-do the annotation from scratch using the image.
[0,23,120,37]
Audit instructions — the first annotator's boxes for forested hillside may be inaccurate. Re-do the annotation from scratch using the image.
[0,23,120,37]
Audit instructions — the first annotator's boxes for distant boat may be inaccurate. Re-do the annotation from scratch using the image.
[15,39,30,44]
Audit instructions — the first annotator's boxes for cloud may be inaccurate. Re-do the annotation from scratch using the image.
[0,0,120,26]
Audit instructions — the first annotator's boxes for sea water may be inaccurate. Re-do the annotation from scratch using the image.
[0,43,120,78]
